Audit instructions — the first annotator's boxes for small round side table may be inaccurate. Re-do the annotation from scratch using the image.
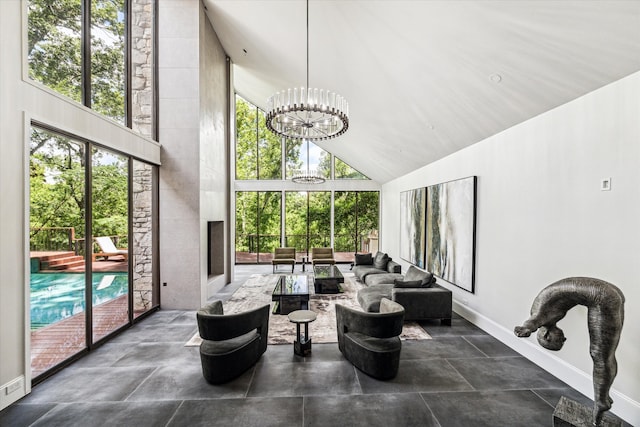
[288,309,317,356]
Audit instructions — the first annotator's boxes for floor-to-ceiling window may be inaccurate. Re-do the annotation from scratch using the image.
[29,124,159,381]
[26,0,159,383]
[235,192,282,264]
[29,127,87,378]
[335,191,380,257]
[234,94,379,264]
[284,191,331,258]
[90,147,129,343]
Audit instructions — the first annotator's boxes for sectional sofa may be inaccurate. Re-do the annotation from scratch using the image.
[353,251,452,324]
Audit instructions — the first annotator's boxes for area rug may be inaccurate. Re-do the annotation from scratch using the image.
[186,272,431,346]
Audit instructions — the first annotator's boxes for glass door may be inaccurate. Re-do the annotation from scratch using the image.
[91,147,129,343]
[29,127,87,378]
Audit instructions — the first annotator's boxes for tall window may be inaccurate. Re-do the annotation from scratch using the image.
[236,96,281,180]
[28,0,156,138]
[234,92,377,264]
[286,140,330,180]
[334,191,380,256]
[235,192,281,263]
[29,124,159,381]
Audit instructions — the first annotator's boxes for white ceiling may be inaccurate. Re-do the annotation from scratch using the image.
[203,0,640,184]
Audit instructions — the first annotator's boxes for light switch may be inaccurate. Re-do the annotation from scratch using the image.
[600,178,611,191]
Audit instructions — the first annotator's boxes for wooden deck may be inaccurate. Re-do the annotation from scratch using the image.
[31,251,128,273]
[31,295,129,378]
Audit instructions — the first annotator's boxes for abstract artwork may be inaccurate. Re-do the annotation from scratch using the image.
[400,188,426,268]
[426,176,476,293]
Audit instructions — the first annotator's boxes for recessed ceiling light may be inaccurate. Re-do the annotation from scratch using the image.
[489,73,502,83]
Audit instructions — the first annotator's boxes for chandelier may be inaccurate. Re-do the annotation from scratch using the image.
[265,0,349,142]
[291,139,325,184]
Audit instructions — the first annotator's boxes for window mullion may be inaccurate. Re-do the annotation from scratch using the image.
[82,0,92,108]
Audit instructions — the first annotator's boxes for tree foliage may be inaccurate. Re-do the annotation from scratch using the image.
[30,128,128,248]
[28,0,126,123]
[234,94,378,259]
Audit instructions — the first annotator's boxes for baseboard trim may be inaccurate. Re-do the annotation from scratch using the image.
[1,375,26,410]
[452,301,640,426]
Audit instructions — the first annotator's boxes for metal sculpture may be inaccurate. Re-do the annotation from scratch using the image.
[514,277,625,426]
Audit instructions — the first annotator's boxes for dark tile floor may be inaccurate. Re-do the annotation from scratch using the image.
[0,265,631,427]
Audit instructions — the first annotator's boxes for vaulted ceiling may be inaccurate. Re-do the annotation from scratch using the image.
[203,1,640,183]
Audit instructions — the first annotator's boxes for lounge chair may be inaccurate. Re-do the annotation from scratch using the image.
[311,247,335,266]
[272,247,296,273]
[93,236,128,262]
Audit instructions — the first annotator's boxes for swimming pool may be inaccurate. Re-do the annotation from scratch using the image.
[30,272,128,330]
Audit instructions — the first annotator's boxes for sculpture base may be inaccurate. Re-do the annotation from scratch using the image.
[553,396,622,427]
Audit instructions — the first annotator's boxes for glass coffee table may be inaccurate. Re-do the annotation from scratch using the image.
[313,265,344,294]
[272,274,310,314]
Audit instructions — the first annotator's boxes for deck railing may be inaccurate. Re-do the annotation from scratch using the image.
[30,227,77,252]
[30,227,127,256]
[238,233,371,255]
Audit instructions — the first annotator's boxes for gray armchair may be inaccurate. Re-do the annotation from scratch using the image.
[336,298,405,380]
[196,300,270,384]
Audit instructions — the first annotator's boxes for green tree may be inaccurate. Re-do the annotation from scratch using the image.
[30,128,129,250]
[28,0,125,123]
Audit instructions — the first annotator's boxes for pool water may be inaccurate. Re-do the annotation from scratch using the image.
[30,272,128,330]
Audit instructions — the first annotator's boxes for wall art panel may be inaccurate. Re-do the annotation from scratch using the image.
[426,176,476,293]
[400,188,426,268]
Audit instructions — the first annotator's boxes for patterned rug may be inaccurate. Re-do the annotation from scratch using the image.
[186,272,431,346]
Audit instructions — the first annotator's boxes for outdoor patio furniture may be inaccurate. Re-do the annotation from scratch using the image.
[196,300,270,384]
[93,236,128,262]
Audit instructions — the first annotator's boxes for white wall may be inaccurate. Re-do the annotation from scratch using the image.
[198,4,230,300]
[158,0,230,309]
[1,0,160,410]
[381,71,640,425]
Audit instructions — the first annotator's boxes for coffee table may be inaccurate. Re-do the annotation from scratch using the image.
[272,274,310,315]
[313,265,344,294]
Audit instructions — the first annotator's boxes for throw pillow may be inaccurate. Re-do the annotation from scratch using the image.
[373,252,389,269]
[355,253,373,265]
[393,279,422,288]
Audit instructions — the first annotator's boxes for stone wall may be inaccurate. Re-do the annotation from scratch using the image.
[131,0,154,139]
[132,161,153,312]
[130,0,155,313]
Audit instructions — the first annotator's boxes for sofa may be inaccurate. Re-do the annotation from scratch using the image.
[352,251,401,285]
[356,265,452,324]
